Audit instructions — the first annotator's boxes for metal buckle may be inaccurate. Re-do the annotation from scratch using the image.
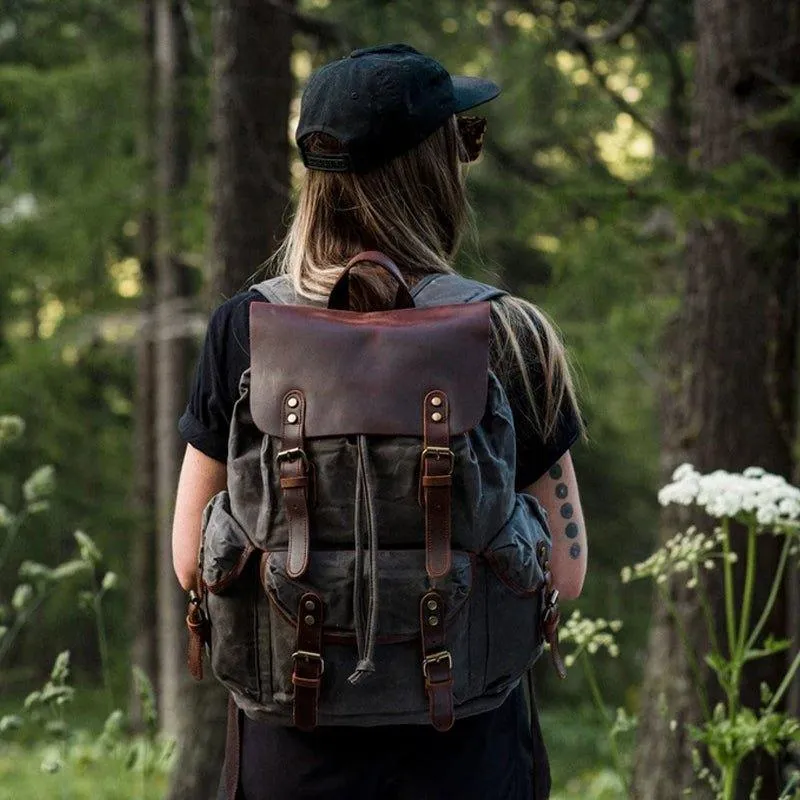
[422,649,452,680]
[277,447,308,467]
[420,446,454,476]
[543,588,560,622]
[292,649,325,675]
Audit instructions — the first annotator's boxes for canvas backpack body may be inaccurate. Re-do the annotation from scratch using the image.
[188,252,564,733]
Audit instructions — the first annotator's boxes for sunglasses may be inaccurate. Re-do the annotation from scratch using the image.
[457,116,487,163]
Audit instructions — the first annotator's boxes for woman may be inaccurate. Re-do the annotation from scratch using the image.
[173,43,587,800]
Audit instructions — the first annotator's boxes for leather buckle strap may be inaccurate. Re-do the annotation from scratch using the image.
[278,391,310,579]
[186,588,209,681]
[420,391,452,579]
[292,592,324,731]
[538,542,567,680]
[422,649,453,679]
[419,590,454,732]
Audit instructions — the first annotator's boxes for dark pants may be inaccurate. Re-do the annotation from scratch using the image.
[219,686,541,800]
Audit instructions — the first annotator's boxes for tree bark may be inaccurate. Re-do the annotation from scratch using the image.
[632,1,800,798]
[209,0,293,298]
[130,0,159,730]
[154,0,192,739]
[166,3,294,797]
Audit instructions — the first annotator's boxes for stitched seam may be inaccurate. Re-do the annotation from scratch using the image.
[205,544,256,594]
[483,550,544,597]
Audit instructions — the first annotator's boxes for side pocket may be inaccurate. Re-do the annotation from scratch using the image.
[483,494,549,693]
[202,491,261,702]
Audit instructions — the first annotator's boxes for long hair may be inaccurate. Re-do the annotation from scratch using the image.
[272,117,583,448]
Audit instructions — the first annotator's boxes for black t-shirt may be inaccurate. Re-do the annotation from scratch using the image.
[179,290,580,487]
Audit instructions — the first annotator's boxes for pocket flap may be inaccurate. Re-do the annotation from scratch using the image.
[484,494,549,596]
[202,491,255,593]
[262,549,472,638]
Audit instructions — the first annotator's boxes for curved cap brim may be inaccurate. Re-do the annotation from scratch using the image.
[451,76,501,113]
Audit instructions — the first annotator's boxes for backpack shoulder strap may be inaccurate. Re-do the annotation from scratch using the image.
[251,274,299,305]
[254,272,506,307]
[411,273,507,307]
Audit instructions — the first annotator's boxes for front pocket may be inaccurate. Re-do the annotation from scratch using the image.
[201,491,261,701]
[261,549,473,715]
[483,493,549,693]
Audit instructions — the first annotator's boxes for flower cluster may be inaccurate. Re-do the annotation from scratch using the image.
[559,610,622,667]
[621,525,726,586]
[658,464,800,527]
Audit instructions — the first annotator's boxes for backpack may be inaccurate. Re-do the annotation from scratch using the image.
[187,251,565,735]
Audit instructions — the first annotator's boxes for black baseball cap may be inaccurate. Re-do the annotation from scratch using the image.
[296,43,500,174]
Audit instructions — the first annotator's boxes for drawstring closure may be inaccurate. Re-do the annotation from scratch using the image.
[348,435,379,684]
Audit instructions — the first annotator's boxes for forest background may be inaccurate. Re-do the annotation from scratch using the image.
[0,1,798,799]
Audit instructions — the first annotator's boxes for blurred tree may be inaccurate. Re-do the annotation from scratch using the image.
[165,2,295,798]
[130,0,159,730]
[154,0,192,738]
[631,1,800,797]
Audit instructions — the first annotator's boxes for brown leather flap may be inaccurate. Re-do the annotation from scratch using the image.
[249,302,491,437]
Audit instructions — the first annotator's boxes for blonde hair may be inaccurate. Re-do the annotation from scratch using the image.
[272,117,583,445]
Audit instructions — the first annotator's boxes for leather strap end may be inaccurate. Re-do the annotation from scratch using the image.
[425,550,453,580]
[425,675,455,732]
[544,610,567,680]
[186,604,207,681]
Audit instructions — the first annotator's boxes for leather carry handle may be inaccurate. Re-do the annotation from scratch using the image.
[327,250,415,310]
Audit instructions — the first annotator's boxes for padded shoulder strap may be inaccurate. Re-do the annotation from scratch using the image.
[251,275,300,305]
[411,273,507,307]
[254,272,506,307]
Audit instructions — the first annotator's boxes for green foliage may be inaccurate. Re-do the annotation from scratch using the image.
[623,466,800,799]
[0,431,173,796]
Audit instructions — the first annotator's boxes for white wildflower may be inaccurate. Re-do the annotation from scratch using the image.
[657,465,800,528]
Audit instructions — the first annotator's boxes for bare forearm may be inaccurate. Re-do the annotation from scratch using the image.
[525,452,587,599]
[172,444,227,591]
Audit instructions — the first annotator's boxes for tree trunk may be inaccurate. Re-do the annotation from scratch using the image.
[130,0,159,729]
[632,1,800,798]
[209,0,293,298]
[154,0,192,738]
[166,3,294,798]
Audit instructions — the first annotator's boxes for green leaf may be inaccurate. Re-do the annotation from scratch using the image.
[11,583,34,610]
[0,714,23,734]
[50,559,91,581]
[101,571,118,591]
[22,465,56,503]
[18,560,54,583]
[73,530,102,564]
[50,650,70,682]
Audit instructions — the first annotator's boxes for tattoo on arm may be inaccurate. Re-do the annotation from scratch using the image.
[548,462,582,558]
[565,522,579,539]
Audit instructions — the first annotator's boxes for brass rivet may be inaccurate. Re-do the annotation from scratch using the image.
[431,412,443,422]
[304,599,315,611]
[431,396,443,407]
[426,599,438,611]
[287,396,299,408]
[428,615,439,626]
[304,614,315,625]
[287,413,298,424]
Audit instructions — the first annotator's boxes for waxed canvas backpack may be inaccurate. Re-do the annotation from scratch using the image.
[187,251,564,735]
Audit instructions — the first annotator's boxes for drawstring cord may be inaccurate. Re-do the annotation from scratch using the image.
[348,435,379,684]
